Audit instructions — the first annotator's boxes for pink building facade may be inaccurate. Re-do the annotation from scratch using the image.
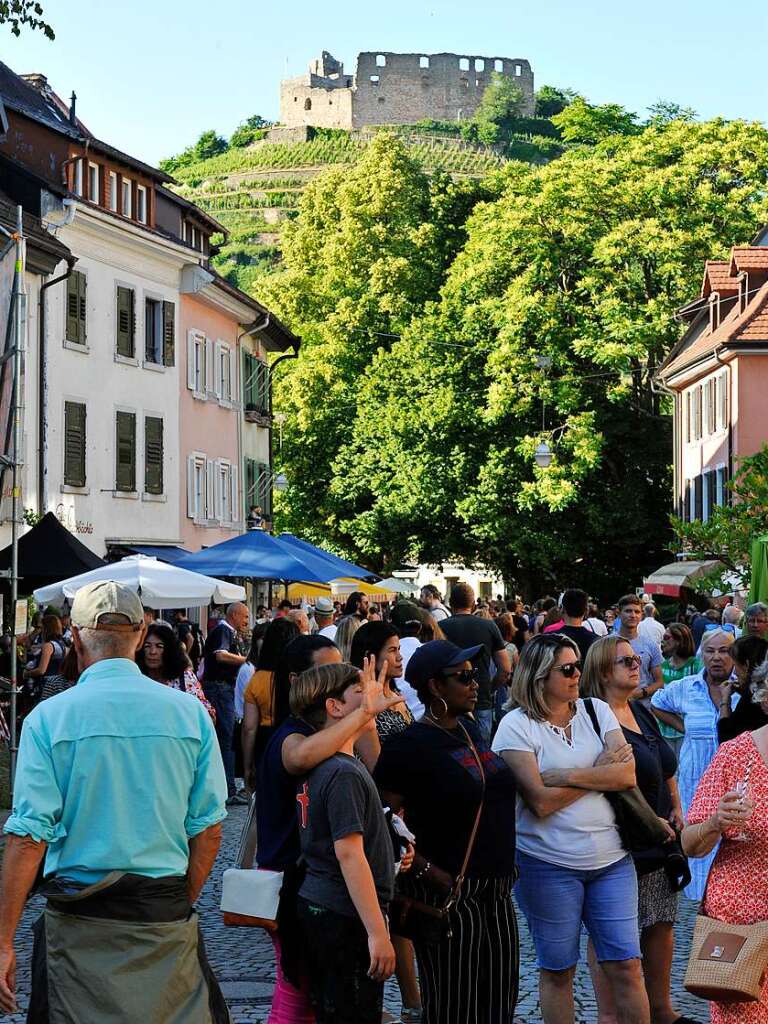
[659,231,768,523]
[178,269,296,551]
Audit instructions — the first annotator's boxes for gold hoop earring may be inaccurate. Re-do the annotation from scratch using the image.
[430,697,448,720]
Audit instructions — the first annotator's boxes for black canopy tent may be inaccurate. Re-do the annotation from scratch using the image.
[0,512,105,595]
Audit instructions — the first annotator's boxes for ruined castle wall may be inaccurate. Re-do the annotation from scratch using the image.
[280,78,354,129]
[351,52,534,128]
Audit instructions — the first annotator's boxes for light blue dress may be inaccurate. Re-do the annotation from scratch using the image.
[651,670,736,900]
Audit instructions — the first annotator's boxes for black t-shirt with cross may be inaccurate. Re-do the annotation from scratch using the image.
[374,716,517,879]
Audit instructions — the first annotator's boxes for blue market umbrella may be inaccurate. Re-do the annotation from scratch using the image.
[275,533,373,581]
[176,530,371,583]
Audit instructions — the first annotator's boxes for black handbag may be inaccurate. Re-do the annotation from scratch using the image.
[389,721,485,946]
[583,698,672,852]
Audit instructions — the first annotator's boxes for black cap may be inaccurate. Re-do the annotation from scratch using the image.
[405,639,483,691]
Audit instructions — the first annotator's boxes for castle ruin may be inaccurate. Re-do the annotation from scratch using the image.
[280,51,535,130]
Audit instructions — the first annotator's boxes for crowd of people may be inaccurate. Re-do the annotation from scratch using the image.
[2,581,768,1024]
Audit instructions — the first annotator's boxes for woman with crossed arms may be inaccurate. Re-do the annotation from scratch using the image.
[492,634,650,1024]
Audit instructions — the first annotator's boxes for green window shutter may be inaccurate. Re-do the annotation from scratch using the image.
[66,271,87,344]
[63,402,86,487]
[256,460,272,515]
[257,360,270,413]
[245,458,256,516]
[115,411,136,491]
[116,286,135,357]
[144,416,163,494]
[162,301,175,366]
[243,353,255,408]
[77,271,87,343]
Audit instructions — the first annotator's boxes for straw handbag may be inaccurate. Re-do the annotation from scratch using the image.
[220,794,283,931]
[684,894,768,1001]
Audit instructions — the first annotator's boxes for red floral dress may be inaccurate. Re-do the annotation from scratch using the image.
[688,731,768,1023]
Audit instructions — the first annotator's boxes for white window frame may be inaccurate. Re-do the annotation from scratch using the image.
[716,371,727,433]
[187,451,208,522]
[216,340,233,405]
[121,177,132,218]
[216,458,233,524]
[187,330,207,398]
[108,171,118,212]
[136,185,147,224]
[716,463,727,507]
[73,158,83,197]
[88,162,100,204]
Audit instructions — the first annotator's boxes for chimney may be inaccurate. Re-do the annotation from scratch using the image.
[20,73,50,94]
[69,91,77,126]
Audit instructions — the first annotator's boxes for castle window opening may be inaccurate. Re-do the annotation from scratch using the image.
[304,98,312,110]
[370,74,380,85]
[378,96,385,104]
[376,54,386,67]
[461,78,469,89]
[515,64,522,75]
[459,57,470,71]
[475,58,485,72]
[475,78,481,87]
[420,55,430,69]
[494,59,503,72]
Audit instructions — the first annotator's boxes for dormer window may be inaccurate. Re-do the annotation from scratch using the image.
[88,162,100,204]
[121,177,132,218]
[108,171,118,212]
[73,159,83,197]
[136,185,147,224]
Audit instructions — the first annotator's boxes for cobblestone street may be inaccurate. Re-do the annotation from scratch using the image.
[4,804,708,1023]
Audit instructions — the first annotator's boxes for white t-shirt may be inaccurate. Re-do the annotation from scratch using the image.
[491,698,625,870]
[318,623,337,641]
[234,661,255,720]
[430,605,450,622]
[396,636,423,718]
[585,617,608,637]
[638,617,665,646]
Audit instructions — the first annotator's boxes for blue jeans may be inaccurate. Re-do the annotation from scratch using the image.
[203,681,236,795]
[515,851,641,970]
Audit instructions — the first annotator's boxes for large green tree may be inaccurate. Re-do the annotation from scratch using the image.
[255,135,491,565]
[293,120,768,596]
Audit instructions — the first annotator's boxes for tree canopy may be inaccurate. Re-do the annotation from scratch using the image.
[160,130,228,173]
[0,0,53,38]
[260,119,768,597]
[552,97,640,145]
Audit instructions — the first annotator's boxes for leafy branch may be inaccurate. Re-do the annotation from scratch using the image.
[0,0,54,38]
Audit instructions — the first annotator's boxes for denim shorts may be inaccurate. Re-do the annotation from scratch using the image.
[515,851,641,970]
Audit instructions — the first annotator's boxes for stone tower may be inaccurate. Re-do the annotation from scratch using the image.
[280,50,535,130]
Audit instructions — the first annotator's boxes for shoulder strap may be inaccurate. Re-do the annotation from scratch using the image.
[583,697,601,738]
[449,723,486,900]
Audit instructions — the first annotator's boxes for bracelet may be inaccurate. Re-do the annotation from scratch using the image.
[414,860,431,881]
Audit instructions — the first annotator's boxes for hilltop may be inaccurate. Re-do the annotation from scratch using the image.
[170,124,561,291]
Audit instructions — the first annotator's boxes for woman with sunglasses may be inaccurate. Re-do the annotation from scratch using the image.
[581,636,691,1024]
[492,634,649,1024]
[374,640,519,1024]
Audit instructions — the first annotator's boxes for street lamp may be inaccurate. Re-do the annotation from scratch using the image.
[534,442,553,469]
[274,472,289,492]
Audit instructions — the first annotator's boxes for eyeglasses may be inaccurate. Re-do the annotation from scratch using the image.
[615,655,642,669]
[553,661,582,678]
[441,668,478,686]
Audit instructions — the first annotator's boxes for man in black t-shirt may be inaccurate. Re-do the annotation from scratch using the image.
[555,588,600,662]
[440,583,510,741]
[202,603,249,803]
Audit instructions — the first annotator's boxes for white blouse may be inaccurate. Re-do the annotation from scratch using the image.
[492,698,626,870]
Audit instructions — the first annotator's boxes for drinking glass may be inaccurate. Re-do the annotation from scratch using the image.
[732,762,752,842]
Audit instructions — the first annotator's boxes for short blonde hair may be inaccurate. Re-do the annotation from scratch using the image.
[511,634,580,721]
[289,662,360,727]
[581,635,633,700]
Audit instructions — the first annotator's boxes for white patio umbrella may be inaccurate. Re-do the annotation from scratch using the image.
[33,555,245,610]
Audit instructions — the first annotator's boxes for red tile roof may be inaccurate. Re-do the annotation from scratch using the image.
[729,247,768,273]
[702,260,737,297]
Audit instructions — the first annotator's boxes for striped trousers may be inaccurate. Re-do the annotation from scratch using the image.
[410,875,519,1024]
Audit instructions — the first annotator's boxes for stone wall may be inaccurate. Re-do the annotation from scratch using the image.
[352,52,534,127]
[280,51,534,130]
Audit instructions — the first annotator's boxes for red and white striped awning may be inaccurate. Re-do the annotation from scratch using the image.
[643,560,723,598]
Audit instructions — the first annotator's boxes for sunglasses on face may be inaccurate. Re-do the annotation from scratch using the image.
[615,655,642,669]
[553,660,582,678]
[441,668,478,686]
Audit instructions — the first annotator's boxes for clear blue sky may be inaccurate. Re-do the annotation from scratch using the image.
[3,0,767,166]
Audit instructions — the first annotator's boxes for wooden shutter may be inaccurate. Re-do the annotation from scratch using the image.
[163,301,175,366]
[230,464,239,523]
[205,339,216,396]
[187,332,197,391]
[144,416,163,494]
[116,287,135,357]
[694,475,703,521]
[205,459,215,521]
[67,271,86,344]
[63,402,86,487]
[256,460,271,515]
[115,411,136,491]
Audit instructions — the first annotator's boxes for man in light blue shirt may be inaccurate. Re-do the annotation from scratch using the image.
[0,581,228,1020]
